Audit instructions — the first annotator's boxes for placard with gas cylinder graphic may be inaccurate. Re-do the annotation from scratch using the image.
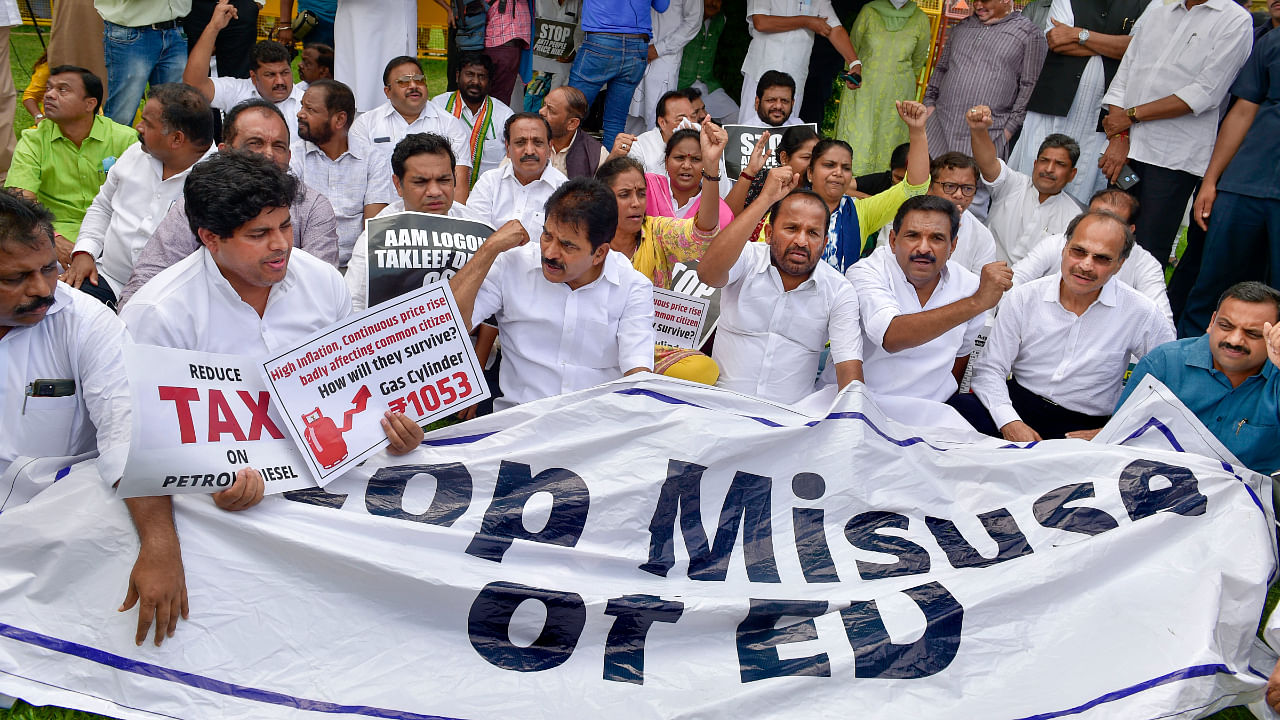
[260,283,489,486]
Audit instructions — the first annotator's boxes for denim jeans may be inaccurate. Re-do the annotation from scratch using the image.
[101,21,187,126]
[568,32,648,150]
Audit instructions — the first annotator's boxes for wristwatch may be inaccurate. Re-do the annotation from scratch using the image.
[1077,28,1090,44]
[1126,106,1140,123]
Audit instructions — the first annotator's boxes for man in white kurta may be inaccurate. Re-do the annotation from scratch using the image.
[335,0,417,112]
[626,0,702,133]
[739,0,853,125]
[465,113,568,242]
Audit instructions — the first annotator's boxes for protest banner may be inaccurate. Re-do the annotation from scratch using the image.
[531,17,576,60]
[723,123,819,179]
[119,344,313,498]
[667,261,719,348]
[0,377,1273,720]
[652,288,709,349]
[260,283,489,486]
[365,211,496,308]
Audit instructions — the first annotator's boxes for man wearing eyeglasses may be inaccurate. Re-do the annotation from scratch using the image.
[925,151,997,276]
[350,56,475,202]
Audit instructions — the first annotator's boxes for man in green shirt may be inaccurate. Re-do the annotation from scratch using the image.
[677,0,740,124]
[5,66,137,264]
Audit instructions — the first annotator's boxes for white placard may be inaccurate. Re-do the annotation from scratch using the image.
[652,287,709,349]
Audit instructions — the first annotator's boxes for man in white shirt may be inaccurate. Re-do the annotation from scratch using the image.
[622,90,697,175]
[350,56,474,202]
[431,52,515,182]
[63,83,214,305]
[183,3,304,139]
[968,104,1082,264]
[450,178,656,409]
[1097,0,1253,265]
[626,0,702,133]
[119,150,423,646]
[739,0,859,125]
[698,167,864,405]
[466,113,568,243]
[970,210,1174,441]
[347,133,476,311]
[849,194,1011,404]
[290,79,393,268]
[741,70,806,129]
[1013,188,1171,323]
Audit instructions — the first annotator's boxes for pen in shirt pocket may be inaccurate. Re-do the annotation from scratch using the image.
[1236,418,1248,434]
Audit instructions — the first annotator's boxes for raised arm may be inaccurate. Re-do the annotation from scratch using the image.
[879,261,1011,352]
[182,0,237,102]
[448,220,529,332]
[965,105,1001,182]
[897,100,931,187]
[698,166,797,287]
[695,120,728,233]
[724,131,770,215]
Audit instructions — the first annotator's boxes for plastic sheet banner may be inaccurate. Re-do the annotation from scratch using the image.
[723,123,819,179]
[0,377,1275,720]
[365,211,495,308]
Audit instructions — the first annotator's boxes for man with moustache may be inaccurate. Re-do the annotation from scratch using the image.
[465,112,568,243]
[449,177,655,410]
[697,168,864,405]
[351,56,474,201]
[967,104,1082,264]
[290,79,392,267]
[431,52,515,182]
[742,70,805,128]
[622,90,732,193]
[970,210,1173,440]
[848,195,1011,404]
[184,3,304,138]
[297,43,335,92]
[540,86,609,179]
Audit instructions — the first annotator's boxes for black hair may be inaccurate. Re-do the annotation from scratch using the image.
[807,138,853,181]
[307,79,356,129]
[656,89,689,121]
[1217,281,1280,321]
[185,150,300,238]
[1064,210,1135,259]
[249,40,292,71]
[594,156,645,187]
[768,188,830,223]
[892,194,961,239]
[391,133,456,179]
[663,128,700,158]
[223,99,288,143]
[1089,188,1140,225]
[776,125,820,161]
[680,86,702,102]
[1038,133,1081,167]
[147,83,214,148]
[503,111,552,144]
[382,55,423,86]
[457,51,496,77]
[304,43,334,74]
[48,65,103,112]
[0,189,56,251]
[889,142,911,171]
[755,70,795,100]
[544,177,619,252]
[930,151,979,181]
[556,85,589,121]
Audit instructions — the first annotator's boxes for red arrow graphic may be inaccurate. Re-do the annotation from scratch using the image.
[338,385,372,433]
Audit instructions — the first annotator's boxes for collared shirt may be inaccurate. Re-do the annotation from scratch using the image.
[627,126,734,195]
[485,0,531,47]
[549,130,610,177]
[465,161,568,242]
[714,242,863,405]
[346,199,475,311]
[118,182,340,305]
[742,0,840,83]
[848,246,985,402]
[1117,334,1280,474]
[430,92,515,179]
[120,247,351,355]
[0,283,130,484]
[349,100,473,170]
[74,143,213,295]
[1216,30,1280,200]
[1100,0,1253,176]
[1012,232,1172,323]
[93,0,190,26]
[871,208,997,276]
[289,137,395,266]
[971,273,1174,427]
[471,242,655,409]
[210,79,305,140]
[984,159,1083,264]
[5,115,138,241]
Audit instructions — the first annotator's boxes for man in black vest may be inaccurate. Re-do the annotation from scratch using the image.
[540,86,609,180]
[1007,0,1146,203]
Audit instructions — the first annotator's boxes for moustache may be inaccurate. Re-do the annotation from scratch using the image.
[519,154,541,163]
[542,256,564,271]
[909,252,936,263]
[15,295,54,314]
[786,245,810,259]
[1219,341,1250,355]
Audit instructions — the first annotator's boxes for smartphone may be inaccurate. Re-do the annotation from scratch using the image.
[28,378,76,398]
[1115,164,1140,190]
[839,72,862,88]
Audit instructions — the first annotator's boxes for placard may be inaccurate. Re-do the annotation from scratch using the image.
[668,260,720,349]
[365,211,496,308]
[531,18,576,60]
[652,287,709,349]
[723,123,819,179]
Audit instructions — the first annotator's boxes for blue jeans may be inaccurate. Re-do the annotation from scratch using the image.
[569,33,648,150]
[101,21,187,126]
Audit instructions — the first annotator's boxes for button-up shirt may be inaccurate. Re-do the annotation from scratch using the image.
[848,246,985,402]
[1216,30,1280,201]
[471,243,655,409]
[0,283,130,484]
[1100,0,1253,176]
[1117,334,1280,474]
[74,143,213,295]
[1012,232,1172,323]
[289,137,395,266]
[971,273,1174,427]
[346,199,476,312]
[349,100,473,171]
[984,158,1083,264]
[4,115,138,241]
[872,207,996,276]
[120,247,351,356]
[742,0,840,91]
[464,160,568,242]
[714,242,863,405]
[210,79,305,140]
[93,0,190,26]
[430,92,514,179]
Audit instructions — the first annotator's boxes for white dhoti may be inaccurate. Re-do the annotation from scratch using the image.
[336,0,418,112]
[627,54,682,133]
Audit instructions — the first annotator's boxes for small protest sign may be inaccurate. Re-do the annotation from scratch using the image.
[652,288,709,349]
[366,211,495,308]
[119,344,313,498]
[260,283,489,485]
[531,18,576,60]
[722,123,819,179]
[667,261,720,349]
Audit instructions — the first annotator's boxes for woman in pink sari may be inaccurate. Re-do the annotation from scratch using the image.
[644,128,735,228]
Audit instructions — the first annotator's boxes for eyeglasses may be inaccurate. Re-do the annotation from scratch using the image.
[938,182,977,197]
[393,73,426,87]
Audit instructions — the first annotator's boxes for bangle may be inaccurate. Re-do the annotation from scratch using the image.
[848,59,862,69]
[739,170,756,182]
[701,169,722,182]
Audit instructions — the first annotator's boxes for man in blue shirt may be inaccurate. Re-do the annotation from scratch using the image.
[1117,281,1280,475]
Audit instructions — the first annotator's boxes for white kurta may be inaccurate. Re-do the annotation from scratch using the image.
[627,0,702,131]
[335,0,418,112]
[738,0,840,125]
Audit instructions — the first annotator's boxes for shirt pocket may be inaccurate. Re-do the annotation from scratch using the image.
[20,394,80,458]
[574,317,620,370]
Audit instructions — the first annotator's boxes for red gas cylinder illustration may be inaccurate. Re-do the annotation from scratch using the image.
[301,385,372,469]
